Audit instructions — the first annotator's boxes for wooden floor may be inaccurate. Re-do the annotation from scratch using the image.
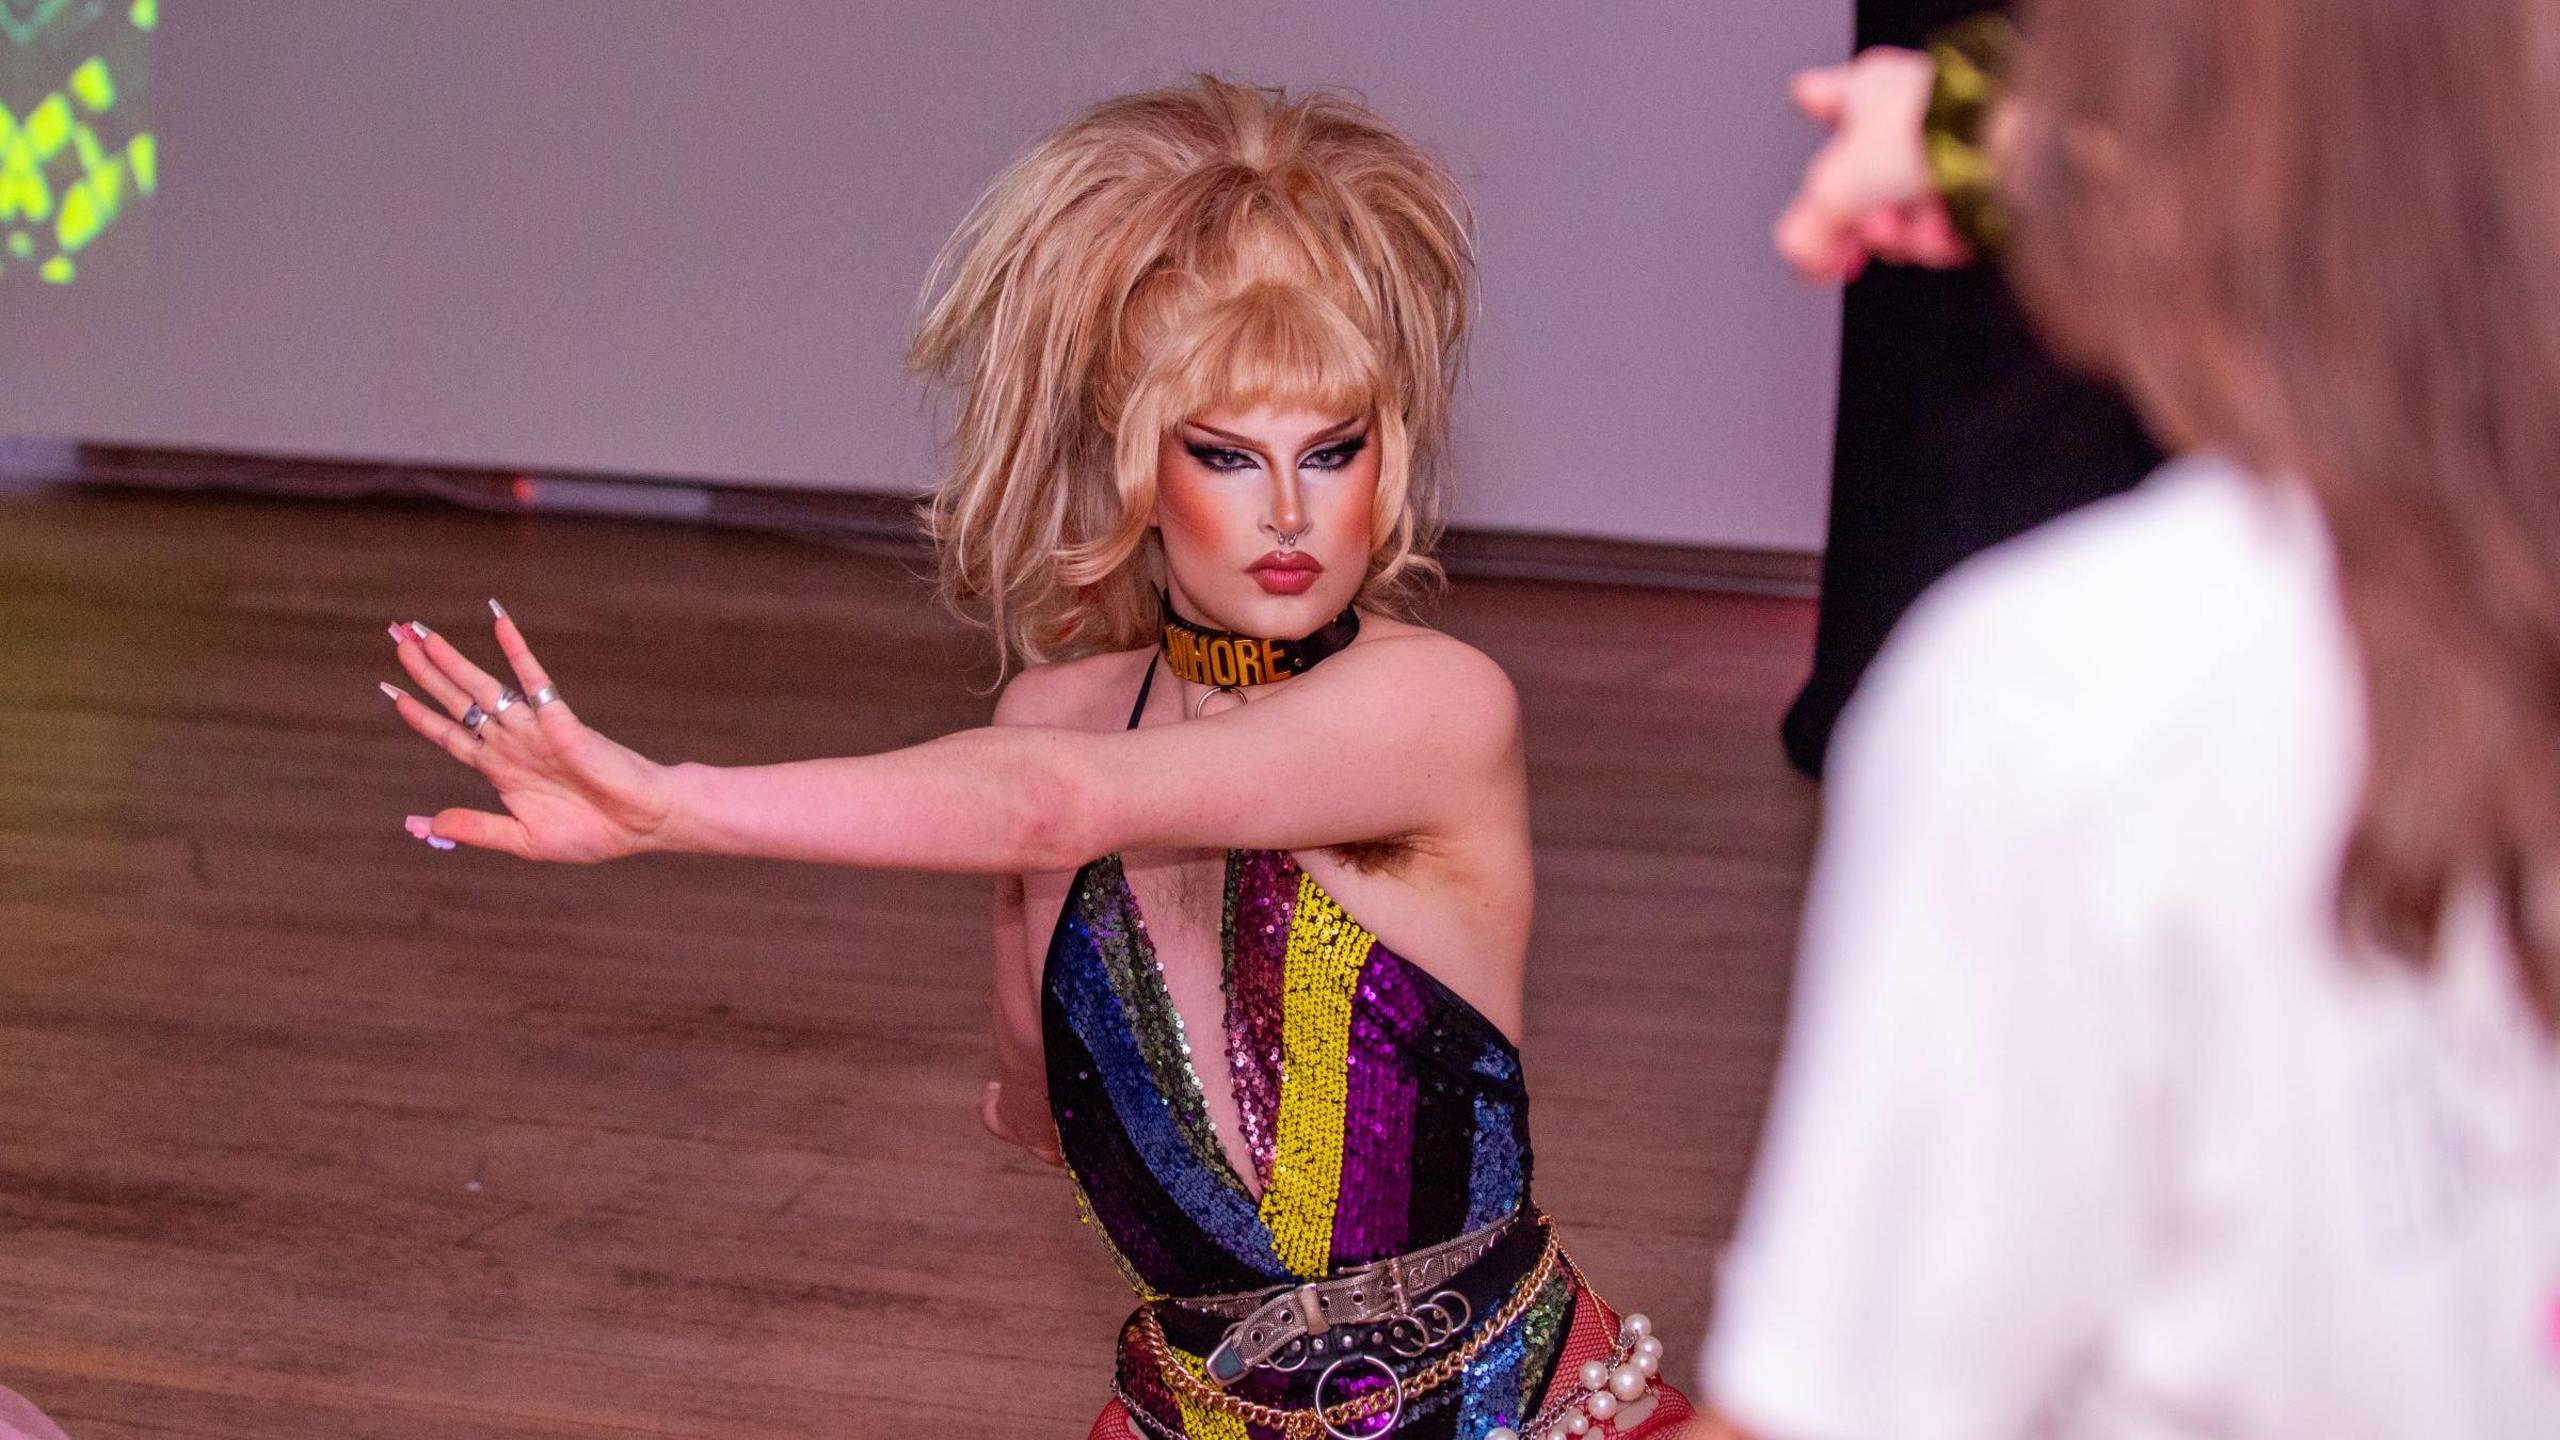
[0,486,1821,1439]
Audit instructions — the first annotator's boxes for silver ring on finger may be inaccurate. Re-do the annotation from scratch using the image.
[491,686,523,715]
[530,684,560,709]
[461,703,490,735]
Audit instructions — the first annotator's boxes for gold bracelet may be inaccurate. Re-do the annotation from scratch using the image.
[1923,13,2020,253]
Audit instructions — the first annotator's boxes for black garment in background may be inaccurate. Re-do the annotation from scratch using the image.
[1778,0,2162,778]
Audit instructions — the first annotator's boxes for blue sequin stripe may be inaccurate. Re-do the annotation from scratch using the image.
[1454,1269,1574,1440]
[1462,1041,1528,1231]
[1052,909,1287,1278]
[1463,1092,1525,1231]
[1455,1317,1532,1440]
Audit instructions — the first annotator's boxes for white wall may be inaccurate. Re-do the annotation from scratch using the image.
[0,1,1847,550]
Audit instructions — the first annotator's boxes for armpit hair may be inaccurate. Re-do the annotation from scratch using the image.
[1323,832,1431,876]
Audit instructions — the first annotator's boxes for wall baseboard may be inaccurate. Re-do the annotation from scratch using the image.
[1436,528,1818,597]
[36,443,1820,599]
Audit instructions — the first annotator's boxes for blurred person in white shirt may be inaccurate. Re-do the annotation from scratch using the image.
[1693,1,2560,1436]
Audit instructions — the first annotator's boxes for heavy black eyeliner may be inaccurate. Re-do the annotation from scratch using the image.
[1303,436,1368,470]
[1184,443,1256,471]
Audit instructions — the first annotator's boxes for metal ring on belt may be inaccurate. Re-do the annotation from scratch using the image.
[1159,1210,1536,1388]
[1132,1214,1563,1439]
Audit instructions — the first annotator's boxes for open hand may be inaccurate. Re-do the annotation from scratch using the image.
[1773,47,1974,284]
[380,602,674,862]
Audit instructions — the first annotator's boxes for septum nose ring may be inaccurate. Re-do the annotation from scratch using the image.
[1273,522,1308,550]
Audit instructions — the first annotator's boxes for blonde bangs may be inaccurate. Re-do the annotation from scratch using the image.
[1155,282,1384,426]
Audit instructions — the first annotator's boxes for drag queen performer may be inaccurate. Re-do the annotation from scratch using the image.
[378,78,1692,1440]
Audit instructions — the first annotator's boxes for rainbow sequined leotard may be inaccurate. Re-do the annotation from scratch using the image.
[1041,665,1577,1440]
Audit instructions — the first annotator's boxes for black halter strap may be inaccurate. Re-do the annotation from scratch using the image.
[1125,652,1160,731]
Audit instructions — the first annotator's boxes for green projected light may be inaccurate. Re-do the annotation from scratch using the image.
[0,0,154,285]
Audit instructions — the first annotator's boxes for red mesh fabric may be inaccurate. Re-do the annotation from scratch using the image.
[1542,1281,1694,1438]
[1087,1398,1145,1440]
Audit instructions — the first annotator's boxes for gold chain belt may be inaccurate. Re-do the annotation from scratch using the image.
[1130,1217,1566,1440]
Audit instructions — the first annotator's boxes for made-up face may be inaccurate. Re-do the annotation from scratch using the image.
[1153,403,1379,645]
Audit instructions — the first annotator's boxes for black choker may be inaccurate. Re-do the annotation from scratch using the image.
[1160,590,1360,689]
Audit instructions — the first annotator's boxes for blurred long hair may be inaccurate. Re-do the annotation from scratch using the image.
[908,76,1475,669]
[2007,0,2560,1027]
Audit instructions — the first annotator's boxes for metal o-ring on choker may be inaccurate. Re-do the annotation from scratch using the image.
[1190,683,1247,719]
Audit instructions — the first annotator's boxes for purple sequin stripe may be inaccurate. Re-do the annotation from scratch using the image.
[1332,951,1426,1262]
[1220,849,1489,1271]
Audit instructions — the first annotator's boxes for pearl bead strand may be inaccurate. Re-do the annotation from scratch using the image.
[1481,1311,1656,1440]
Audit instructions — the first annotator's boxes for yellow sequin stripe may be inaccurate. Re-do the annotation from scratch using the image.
[1255,868,1376,1278]
[1170,1346,1257,1440]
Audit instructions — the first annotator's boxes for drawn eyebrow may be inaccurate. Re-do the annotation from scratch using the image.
[1184,415,1367,449]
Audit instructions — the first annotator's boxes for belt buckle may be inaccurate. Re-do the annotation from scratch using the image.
[1381,1254,1410,1316]
[1204,1284,1314,1390]
[1291,1281,1329,1336]
[1202,1333,1252,1389]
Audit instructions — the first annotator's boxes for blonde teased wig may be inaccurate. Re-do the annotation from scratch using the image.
[907,75,1476,668]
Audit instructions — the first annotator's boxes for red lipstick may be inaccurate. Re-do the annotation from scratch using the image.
[1248,551,1323,596]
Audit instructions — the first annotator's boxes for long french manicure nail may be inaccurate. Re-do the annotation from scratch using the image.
[379,682,408,704]
[407,621,431,641]
[388,623,409,645]
[487,598,508,620]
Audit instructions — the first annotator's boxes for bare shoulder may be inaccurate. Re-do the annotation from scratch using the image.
[1344,617,1515,697]
[990,647,1157,731]
[1327,618,1520,745]
[1304,620,1525,884]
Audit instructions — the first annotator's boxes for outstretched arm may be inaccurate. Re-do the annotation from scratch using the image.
[1773,47,1971,283]
[658,638,1512,869]
[383,610,1517,874]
